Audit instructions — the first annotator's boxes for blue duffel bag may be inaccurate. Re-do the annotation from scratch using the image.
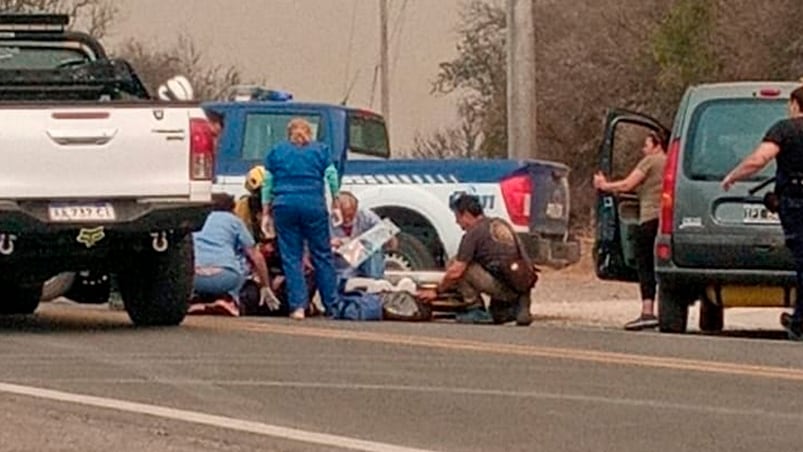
[330,290,383,321]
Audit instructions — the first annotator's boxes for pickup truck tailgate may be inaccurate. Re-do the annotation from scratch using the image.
[0,106,194,199]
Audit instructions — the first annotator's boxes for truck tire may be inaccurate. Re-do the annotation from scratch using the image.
[65,271,112,305]
[0,283,43,315]
[118,236,193,326]
[41,272,76,302]
[699,298,724,333]
[658,284,691,334]
[386,232,437,271]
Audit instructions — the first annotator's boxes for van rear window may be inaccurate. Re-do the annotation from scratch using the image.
[685,99,787,180]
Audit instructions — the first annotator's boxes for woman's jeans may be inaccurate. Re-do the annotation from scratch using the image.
[273,198,338,313]
[634,219,659,302]
[194,268,245,302]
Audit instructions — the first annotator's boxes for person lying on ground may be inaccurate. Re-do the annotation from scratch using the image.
[240,238,320,317]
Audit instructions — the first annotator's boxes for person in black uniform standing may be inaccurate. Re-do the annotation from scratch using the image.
[722,86,803,339]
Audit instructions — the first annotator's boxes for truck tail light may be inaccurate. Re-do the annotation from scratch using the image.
[501,174,532,226]
[190,117,215,181]
[659,138,680,236]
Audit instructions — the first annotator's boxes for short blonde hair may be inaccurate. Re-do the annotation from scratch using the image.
[287,118,313,145]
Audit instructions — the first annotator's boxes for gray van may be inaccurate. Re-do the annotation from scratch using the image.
[594,82,800,333]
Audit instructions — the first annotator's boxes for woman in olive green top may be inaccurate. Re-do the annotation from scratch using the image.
[593,131,667,331]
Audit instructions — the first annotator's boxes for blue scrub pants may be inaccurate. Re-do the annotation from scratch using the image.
[273,198,338,313]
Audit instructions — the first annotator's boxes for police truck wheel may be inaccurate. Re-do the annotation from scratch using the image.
[386,232,436,271]
[0,283,43,315]
[699,297,724,333]
[118,236,193,327]
[658,284,690,333]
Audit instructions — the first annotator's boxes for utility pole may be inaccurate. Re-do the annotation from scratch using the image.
[506,0,536,160]
[379,0,390,125]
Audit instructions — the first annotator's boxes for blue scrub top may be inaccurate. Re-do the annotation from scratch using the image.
[193,211,255,275]
[264,140,332,206]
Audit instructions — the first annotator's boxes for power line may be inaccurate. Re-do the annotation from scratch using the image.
[342,0,359,99]
[391,0,409,75]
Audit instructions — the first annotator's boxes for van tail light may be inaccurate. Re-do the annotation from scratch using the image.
[190,117,215,181]
[500,173,532,226]
[660,138,680,235]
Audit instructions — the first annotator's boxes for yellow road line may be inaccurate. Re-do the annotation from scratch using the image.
[36,306,803,383]
[189,317,803,382]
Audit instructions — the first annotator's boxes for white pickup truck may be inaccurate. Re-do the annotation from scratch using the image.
[0,14,212,325]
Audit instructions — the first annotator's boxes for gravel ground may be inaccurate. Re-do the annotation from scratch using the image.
[534,257,786,333]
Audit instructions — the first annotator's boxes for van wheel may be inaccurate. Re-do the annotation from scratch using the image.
[699,298,724,333]
[118,236,193,326]
[386,233,437,271]
[658,284,691,333]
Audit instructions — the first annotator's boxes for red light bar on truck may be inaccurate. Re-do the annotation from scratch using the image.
[0,14,70,32]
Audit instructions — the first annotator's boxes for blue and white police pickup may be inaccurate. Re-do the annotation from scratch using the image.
[205,87,580,271]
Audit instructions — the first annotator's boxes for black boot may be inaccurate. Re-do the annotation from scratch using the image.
[515,294,533,326]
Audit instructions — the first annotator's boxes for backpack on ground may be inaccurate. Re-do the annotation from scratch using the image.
[379,291,433,321]
[330,290,383,321]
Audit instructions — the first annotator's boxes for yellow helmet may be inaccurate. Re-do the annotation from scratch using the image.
[245,165,266,192]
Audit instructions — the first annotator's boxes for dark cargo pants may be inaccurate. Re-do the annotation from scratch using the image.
[780,196,803,321]
[457,264,531,323]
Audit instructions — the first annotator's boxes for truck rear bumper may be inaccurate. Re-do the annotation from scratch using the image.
[517,233,581,268]
[0,200,210,273]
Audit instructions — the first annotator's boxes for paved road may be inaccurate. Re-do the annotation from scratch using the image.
[1,303,803,452]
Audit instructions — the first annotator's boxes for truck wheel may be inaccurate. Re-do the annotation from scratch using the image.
[386,232,437,271]
[65,271,111,305]
[41,272,76,302]
[0,283,43,315]
[699,298,724,333]
[658,284,691,334]
[118,236,193,326]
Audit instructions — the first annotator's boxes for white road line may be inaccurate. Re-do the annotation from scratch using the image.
[0,382,436,452]
[5,379,801,421]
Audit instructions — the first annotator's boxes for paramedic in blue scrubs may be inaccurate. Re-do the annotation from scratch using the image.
[261,118,340,320]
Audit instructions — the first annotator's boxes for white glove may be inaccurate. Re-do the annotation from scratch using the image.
[259,285,281,311]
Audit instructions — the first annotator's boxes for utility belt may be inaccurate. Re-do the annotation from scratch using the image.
[781,176,803,198]
[766,174,803,213]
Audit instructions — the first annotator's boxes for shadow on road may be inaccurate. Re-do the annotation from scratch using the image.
[689,330,790,341]
[0,305,137,334]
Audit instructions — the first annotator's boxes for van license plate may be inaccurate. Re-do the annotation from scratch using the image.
[743,204,779,224]
[49,203,116,222]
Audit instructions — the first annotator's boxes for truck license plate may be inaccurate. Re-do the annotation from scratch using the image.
[49,203,116,222]
[743,204,779,224]
[546,202,564,219]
